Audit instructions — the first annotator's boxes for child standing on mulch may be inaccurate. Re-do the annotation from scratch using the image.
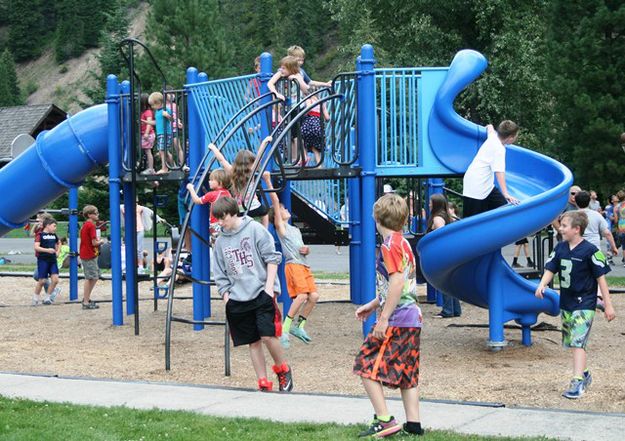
[535,210,616,399]
[353,193,424,437]
[211,196,293,392]
[80,205,105,310]
[33,217,61,306]
[265,173,319,348]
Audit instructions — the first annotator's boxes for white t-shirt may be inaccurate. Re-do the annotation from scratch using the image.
[581,208,608,249]
[463,132,506,200]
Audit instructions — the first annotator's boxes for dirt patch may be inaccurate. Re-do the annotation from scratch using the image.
[0,276,623,413]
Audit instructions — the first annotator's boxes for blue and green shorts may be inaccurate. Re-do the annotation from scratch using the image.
[561,309,595,349]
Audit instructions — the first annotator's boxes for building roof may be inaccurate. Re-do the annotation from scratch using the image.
[0,104,67,162]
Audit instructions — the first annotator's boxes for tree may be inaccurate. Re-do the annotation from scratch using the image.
[547,0,625,196]
[0,49,23,106]
[8,0,47,61]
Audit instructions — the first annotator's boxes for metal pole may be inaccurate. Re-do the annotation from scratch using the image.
[186,67,204,330]
[68,186,79,302]
[198,71,211,319]
[357,45,377,336]
[106,75,123,325]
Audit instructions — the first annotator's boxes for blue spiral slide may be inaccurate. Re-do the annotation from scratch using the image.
[0,104,109,238]
[418,50,573,347]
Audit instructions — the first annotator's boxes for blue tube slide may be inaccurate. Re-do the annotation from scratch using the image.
[419,50,573,346]
[0,104,108,237]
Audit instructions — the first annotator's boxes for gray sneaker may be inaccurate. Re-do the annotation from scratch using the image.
[31,294,41,306]
[562,377,585,399]
[42,296,52,305]
[49,287,61,303]
[583,370,592,389]
[82,301,99,310]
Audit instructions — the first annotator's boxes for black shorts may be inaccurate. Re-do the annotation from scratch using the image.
[515,238,529,245]
[226,291,282,346]
[248,203,269,218]
[463,187,507,218]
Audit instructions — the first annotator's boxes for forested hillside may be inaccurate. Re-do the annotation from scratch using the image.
[0,0,624,195]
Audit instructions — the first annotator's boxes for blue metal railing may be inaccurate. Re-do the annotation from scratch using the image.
[185,74,264,168]
[375,68,421,169]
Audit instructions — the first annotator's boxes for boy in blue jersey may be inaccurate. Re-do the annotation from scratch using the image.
[535,211,616,399]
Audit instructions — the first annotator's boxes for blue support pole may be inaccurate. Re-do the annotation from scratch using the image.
[348,126,361,304]
[425,178,445,303]
[186,67,204,330]
[198,71,211,319]
[258,52,289,311]
[357,45,377,336]
[120,80,137,316]
[68,186,79,302]
[106,75,123,325]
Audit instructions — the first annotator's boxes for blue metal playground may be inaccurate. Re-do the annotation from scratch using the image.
[0,43,572,369]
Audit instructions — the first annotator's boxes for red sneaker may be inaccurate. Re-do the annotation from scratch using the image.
[258,377,273,392]
[272,363,293,392]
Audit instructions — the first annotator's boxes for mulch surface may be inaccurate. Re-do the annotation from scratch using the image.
[1,277,624,413]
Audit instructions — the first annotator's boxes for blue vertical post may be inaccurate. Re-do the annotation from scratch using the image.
[259,53,289,311]
[68,186,79,302]
[121,80,137,316]
[198,71,211,319]
[425,178,444,303]
[348,126,361,304]
[357,45,377,336]
[106,74,123,325]
[186,67,204,330]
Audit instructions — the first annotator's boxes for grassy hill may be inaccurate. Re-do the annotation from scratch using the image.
[14,2,149,114]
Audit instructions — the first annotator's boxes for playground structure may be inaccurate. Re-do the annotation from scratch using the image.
[0,43,572,364]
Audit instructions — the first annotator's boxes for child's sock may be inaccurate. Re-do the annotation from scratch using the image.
[297,315,307,329]
[283,315,293,334]
[404,421,424,435]
[377,415,392,423]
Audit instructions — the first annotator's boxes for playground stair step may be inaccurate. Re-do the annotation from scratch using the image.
[272,166,361,181]
[122,170,186,183]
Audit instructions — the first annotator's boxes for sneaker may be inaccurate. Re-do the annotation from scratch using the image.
[140,168,155,175]
[298,327,312,343]
[607,257,614,266]
[42,296,52,305]
[280,334,290,349]
[358,416,401,438]
[512,262,522,268]
[82,301,99,310]
[583,370,592,389]
[433,312,452,318]
[562,377,585,399]
[402,422,425,436]
[258,377,273,392]
[49,287,61,303]
[272,363,293,392]
[31,295,41,306]
[289,327,310,344]
[526,258,535,268]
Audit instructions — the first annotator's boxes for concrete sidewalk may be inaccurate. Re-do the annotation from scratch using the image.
[0,373,623,440]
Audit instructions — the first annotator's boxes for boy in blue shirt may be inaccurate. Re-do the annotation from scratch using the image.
[535,211,616,399]
[148,91,173,174]
[33,217,61,305]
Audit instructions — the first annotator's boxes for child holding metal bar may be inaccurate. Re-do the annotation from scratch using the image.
[264,173,319,348]
[186,168,232,243]
[208,137,272,226]
[148,92,173,174]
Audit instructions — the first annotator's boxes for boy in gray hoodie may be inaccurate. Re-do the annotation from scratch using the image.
[212,196,293,392]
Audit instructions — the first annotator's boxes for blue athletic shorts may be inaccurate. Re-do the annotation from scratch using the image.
[156,134,173,152]
[37,259,59,279]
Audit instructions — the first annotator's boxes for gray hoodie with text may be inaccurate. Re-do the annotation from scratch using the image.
[213,216,282,301]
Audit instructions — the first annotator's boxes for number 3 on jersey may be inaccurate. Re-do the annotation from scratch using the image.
[560,259,573,288]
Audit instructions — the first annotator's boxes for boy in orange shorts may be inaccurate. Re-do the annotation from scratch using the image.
[265,174,319,348]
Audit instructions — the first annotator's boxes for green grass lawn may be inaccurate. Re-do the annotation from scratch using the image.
[2,222,170,239]
[0,396,553,441]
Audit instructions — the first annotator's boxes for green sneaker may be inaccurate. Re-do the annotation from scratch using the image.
[298,327,312,343]
[289,327,310,344]
[280,334,290,349]
[358,416,401,438]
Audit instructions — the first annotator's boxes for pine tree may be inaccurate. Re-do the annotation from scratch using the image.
[8,0,47,61]
[547,0,625,195]
[0,49,23,105]
[54,0,86,62]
